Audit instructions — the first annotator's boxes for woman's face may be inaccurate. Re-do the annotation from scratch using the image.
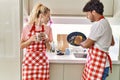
[39,11,50,24]
[43,11,50,24]
[37,11,50,25]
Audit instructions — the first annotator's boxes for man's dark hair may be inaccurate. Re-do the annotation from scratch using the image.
[83,0,104,15]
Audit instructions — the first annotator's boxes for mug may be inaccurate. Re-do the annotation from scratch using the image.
[65,48,70,55]
[36,32,47,41]
[36,32,40,41]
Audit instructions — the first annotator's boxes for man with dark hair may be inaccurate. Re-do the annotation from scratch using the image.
[74,0,115,80]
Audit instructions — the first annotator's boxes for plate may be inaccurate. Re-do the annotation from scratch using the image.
[67,32,87,46]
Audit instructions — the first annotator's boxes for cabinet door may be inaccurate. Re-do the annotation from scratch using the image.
[64,64,85,80]
[50,63,64,80]
[107,64,120,80]
[33,0,113,16]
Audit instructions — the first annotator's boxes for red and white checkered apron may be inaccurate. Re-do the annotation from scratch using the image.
[22,24,50,80]
[81,46,112,80]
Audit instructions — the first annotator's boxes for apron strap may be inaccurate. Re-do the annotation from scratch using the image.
[30,22,45,33]
[106,53,112,73]
[98,16,104,20]
[41,25,44,32]
[30,22,36,32]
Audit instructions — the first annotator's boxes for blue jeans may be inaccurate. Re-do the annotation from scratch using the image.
[102,67,109,80]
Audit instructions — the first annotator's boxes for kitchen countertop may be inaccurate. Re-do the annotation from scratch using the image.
[47,52,120,64]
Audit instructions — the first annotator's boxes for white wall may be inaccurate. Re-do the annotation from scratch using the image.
[113,0,120,16]
[108,0,120,25]
[0,0,21,80]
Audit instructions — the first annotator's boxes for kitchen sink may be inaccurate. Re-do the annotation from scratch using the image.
[73,53,87,58]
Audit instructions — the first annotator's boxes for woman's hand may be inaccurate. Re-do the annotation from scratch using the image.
[42,34,51,51]
[36,32,47,41]
[29,35,36,42]
[20,35,36,49]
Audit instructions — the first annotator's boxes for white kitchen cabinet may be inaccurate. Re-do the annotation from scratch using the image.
[50,63,120,80]
[107,64,120,80]
[32,0,114,17]
[50,63,64,80]
[64,64,84,80]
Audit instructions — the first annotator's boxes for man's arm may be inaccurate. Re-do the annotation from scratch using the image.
[111,35,115,46]
[80,38,95,48]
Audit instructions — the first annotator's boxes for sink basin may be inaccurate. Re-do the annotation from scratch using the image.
[73,53,87,58]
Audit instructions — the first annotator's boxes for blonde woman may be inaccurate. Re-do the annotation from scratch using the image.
[20,2,53,80]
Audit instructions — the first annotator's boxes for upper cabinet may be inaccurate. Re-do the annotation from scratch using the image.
[31,0,114,17]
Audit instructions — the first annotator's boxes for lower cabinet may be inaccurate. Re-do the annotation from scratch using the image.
[64,64,84,80]
[50,63,120,80]
[50,63,84,80]
[107,64,120,80]
[50,63,64,80]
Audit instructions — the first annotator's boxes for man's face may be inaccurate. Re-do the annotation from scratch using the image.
[86,11,94,22]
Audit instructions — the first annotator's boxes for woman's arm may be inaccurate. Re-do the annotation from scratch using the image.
[45,39,51,50]
[44,25,53,50]
[20,35,36,49]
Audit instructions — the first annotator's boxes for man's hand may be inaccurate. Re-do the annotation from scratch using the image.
[74,36,83,45]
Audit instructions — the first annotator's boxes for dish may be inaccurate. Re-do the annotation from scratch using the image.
[67,32,87,46]
[56,50,64,55]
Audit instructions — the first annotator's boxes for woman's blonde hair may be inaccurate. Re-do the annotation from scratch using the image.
[28,2,50,25]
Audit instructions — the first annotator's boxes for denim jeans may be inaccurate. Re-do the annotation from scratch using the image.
[102,67,109,80]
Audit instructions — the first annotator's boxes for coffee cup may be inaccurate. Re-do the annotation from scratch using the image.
[65,48,70,55]
[36,32,40,41]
